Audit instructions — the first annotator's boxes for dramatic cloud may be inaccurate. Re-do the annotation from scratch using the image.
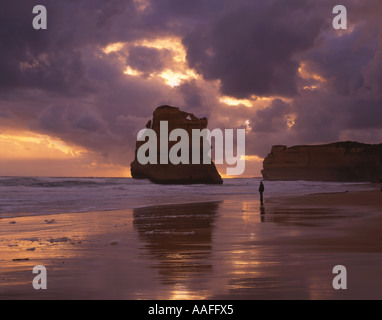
[0,0,381,177]
[183,0,327,98]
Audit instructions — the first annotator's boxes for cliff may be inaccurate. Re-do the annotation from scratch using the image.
[130,105,223,184]
[262,141,382,182]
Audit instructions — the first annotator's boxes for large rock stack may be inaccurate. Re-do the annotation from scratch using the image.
[130,105,223,184]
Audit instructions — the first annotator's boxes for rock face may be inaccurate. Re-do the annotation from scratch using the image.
[130,105,223,184]
[262,141,382,182]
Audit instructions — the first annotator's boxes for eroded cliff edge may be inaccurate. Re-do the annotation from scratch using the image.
[262,141,382,182]
[130,105,223,184]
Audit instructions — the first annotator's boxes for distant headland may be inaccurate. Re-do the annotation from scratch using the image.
[262,141,382,182]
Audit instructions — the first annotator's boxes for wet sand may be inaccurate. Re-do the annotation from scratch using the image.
[0,189,381,300]
[264,190,382,253]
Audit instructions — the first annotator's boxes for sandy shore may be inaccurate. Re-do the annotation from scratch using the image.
[263,190,382,253]
[1,188,381,300]
[281,189,382,209]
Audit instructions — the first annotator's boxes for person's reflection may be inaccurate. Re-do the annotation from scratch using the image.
[260,205,266,223]
[133,201,220,283]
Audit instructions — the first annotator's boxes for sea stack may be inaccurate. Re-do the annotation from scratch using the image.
[262,141,382,182]
[130,105,223,184]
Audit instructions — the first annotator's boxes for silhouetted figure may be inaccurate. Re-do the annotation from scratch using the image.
[259,181,265,205]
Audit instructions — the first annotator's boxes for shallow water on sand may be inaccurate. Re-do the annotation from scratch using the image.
[1,198,381,300]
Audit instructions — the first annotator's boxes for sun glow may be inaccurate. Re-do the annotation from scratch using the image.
[303,85,318,91]
[219,95,275,108]
[136,37,186,63]
[286,113,297,129]
[139,37,199,86]
[133,0,150,12]
[0,130,130,177]
[102,37,199,87]
[102,42,125,54]
[158,69,198,87]
[0,131,87,160]
[298,62,325,82]
[220,96,253,107]
[241,155,264,162]
[123,65,142,76]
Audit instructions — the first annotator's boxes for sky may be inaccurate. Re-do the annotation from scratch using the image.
[0,0,382,177]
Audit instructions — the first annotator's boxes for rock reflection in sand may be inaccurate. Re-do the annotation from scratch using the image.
[133,201,220,283]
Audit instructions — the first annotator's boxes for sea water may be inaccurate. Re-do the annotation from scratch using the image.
[0,176,381,299]
[0,176,374,218]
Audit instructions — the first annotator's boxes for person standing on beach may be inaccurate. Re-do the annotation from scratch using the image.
[259,181,265,204]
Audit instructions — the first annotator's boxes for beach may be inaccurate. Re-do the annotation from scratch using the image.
[1,182,381,300]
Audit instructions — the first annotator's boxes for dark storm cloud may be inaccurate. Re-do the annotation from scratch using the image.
[149,0,226,22]
[208,100,296,158]
[251,99,291,133]
[289,90,348,143]
[362,45,382,100]
[183,0,327,99]
[346,98,382,130]
[286,4,382,145]
[72,111,105,132]
[0,0,121,92]
[302,28,379,95]
[175,80,203,111]
[0,0,182,92]
[38,105,69,133]
[127,46,171,74]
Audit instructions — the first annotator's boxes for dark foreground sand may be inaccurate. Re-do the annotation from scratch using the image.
[265,190,382,252]
[0,189,381,300]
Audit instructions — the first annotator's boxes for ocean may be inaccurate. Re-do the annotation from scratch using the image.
[1,176,381,299]
[0,176,375,218]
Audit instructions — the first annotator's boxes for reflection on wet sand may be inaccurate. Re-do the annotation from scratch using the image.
[260,205,266,223]
[260,207,348,227]
[133,201,220,284]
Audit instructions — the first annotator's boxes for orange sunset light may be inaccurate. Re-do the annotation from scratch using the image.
[103,37,199,87]
[0,130,130,177]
